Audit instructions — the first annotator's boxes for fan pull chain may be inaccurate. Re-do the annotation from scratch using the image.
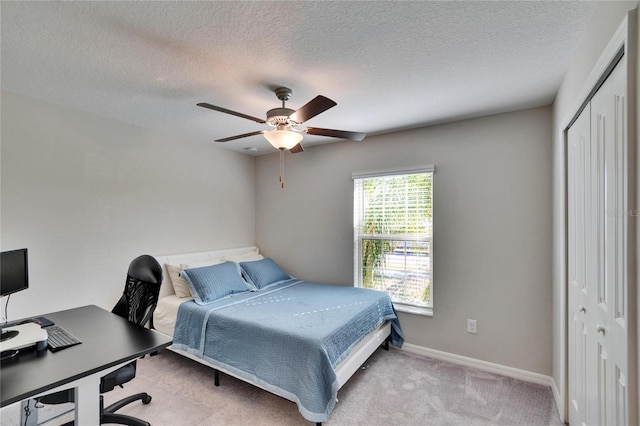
[279,148,285,189]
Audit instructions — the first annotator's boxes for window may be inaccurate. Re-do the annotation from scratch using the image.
[353,167,434,315]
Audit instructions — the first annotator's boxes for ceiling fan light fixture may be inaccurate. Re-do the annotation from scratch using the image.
[264,128,303,150]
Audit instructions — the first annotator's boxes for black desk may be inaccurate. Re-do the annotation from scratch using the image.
[0,305,172,424]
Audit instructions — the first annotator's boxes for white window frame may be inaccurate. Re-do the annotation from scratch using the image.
[352,166,434,317]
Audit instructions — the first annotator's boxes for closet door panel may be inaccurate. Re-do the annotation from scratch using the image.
[591,57,629,426]
[568,103,591,426]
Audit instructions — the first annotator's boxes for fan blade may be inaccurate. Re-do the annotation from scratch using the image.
[197,103,266,124]
[215,130,266,142]
[305,127,366,141]
[289,96,337,123]
[289,143,304,154]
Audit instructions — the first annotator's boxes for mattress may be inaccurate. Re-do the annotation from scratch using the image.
[153,294,189,336]
[153,292,393,386]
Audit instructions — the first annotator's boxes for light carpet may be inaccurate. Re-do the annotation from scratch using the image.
[103,348,561,425]
[1,348,562,425]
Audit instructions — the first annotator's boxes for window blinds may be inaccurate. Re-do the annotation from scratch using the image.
[353,167,434,309]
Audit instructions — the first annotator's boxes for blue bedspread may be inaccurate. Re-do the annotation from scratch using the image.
[172,279,403,422]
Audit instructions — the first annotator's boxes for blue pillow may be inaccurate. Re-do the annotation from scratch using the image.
[181,261,250,305]
[240,258,290,290]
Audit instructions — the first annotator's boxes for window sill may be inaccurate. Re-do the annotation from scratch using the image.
[393,303,433,317]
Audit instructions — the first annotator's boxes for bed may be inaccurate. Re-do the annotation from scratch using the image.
[152,246,403,423]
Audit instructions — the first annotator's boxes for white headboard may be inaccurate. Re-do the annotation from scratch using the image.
[153,246,258,299]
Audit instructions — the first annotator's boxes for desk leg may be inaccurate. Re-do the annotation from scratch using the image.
[74,377,101,425]
[13,360,129,426]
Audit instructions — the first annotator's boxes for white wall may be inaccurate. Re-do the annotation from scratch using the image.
[256,106,553,375]
[0,91,256,319]
[551,1,638,420]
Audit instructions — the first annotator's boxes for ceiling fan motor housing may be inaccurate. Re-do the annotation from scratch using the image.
[266,107,298,127]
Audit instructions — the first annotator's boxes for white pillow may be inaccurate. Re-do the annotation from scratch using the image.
[166,263,192,298]
[224,250,264,262]
[180,257,225,269]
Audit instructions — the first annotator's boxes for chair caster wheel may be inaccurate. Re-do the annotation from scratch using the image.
[142,395,152,404]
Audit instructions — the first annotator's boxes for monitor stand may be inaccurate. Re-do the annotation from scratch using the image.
[0,329,19,342]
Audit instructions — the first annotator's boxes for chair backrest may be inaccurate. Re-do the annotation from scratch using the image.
[112,255,163,327]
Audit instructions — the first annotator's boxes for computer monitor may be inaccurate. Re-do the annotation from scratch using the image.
[1,248,29,342]
[1,248,29,297]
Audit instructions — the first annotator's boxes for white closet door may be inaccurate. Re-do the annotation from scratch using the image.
[568,102,591,426]
[568,55,629,426]
[591,54,628,426]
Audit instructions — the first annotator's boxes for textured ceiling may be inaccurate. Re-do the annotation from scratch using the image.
[1,1,595,155]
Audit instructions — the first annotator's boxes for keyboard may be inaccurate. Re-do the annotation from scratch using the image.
[45,325,82,352]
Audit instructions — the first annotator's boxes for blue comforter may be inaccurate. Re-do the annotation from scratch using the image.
[172,279,403,422]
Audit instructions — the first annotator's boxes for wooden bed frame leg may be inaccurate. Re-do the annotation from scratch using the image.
[214,369,220,386]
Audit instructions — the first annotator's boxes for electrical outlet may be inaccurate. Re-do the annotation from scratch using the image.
[467,319,477,334]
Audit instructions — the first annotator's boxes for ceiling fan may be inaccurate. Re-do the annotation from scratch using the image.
[197,87,366,154]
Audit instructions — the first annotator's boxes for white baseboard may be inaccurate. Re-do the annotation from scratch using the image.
[400,343,554,387]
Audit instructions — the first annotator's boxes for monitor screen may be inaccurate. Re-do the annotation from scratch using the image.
[1,248,29,297]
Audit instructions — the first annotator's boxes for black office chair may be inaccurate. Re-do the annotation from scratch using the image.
[38,255,163,426]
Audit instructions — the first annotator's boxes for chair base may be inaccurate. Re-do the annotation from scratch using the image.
[100,392,152,426]
[101,412,150,426]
